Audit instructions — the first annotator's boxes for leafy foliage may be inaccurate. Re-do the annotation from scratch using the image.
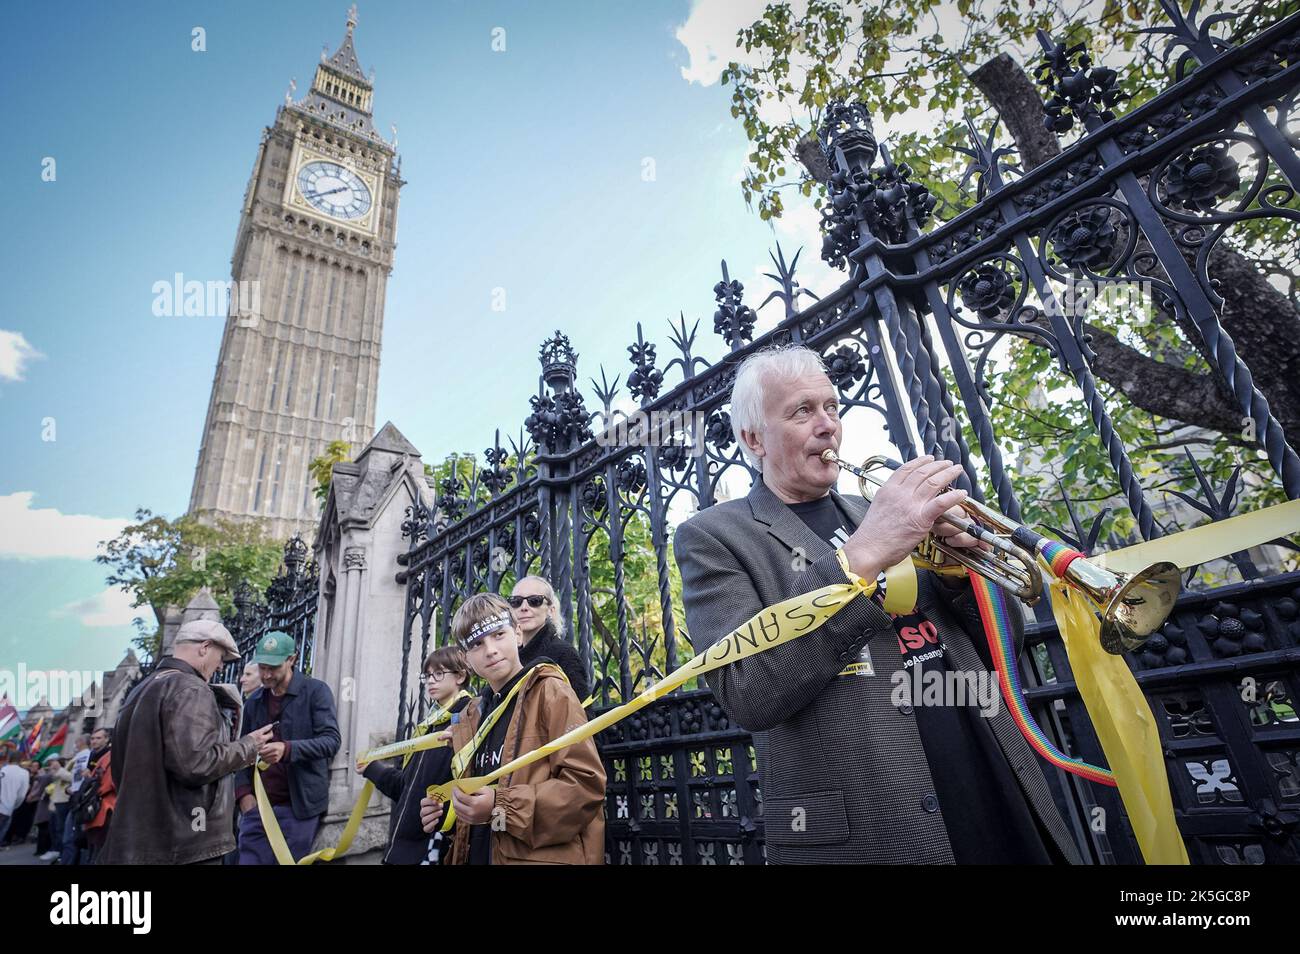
[586,507,692,697]
[723,0,1292,220]
[725,0,1300,581]
[308,440,353,503]
[97,509,284,659]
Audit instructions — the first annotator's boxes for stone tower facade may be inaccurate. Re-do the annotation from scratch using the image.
[189,6,402,541]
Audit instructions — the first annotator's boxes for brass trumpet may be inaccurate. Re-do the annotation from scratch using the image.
[820,450,1181,654]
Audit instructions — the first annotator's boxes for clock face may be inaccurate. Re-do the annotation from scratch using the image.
[296,160,372,220]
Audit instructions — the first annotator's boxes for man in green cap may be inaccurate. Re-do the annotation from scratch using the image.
[234,631,340,864]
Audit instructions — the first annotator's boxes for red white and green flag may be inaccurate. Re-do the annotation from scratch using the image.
[0,695,19,743]
[35,723,69,764]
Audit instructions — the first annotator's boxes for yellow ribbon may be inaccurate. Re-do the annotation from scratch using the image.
[1094,498,1300,575]
[447,667,554,781]
[357,733,449,767]
[427,569,885,804]
[254,692,473,864]
[419,497,1299,864]
[1049,498,1300,864]
[354,690,471,768]
[1046,580,1189,863]
[243,558,900,860]
[427,665,560,832]
[253,768,374,866]
[258,498,1299,866]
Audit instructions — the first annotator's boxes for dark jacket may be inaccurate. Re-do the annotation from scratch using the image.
[98,657,259,865]
[674,481,1082,865]
[519,620,590,703]
[363,694,470,864]
[236,672,340,819]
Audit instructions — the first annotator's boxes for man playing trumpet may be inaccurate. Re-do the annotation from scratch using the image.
[674,344,1081,864]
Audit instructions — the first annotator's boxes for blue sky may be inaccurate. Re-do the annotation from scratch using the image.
[1,0,861,699]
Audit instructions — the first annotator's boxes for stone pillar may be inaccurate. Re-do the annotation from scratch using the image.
[161,587,222,656]
[308,421,434,863]
[335,545,367,792]
[159,606,184,657]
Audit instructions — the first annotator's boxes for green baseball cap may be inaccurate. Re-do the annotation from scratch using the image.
[251,631,297,665]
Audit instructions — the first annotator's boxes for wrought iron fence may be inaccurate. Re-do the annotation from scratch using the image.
[395,4,1300,864]
[219,535,321,684]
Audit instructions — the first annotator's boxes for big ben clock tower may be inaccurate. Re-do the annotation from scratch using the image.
[189,6,402,541]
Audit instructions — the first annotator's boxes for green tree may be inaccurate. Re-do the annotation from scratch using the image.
[97,509,284,659]
[308,439,353,503]
[586,509,690,698]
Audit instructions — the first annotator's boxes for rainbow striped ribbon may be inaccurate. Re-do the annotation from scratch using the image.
[969,568,1116,787]
[1039,538,1084,580]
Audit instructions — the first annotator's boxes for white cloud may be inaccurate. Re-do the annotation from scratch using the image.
[675,0,832,134]
[52,587,139,628]
[0,330,42,384]
[0,492,130,561]
[674,0,774,87]
[676,0,947,136]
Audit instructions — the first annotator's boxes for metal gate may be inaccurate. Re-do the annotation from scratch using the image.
[393,7,1300,864]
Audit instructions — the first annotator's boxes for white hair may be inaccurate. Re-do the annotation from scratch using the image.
[729,344,829,469]
[513,574,564,636]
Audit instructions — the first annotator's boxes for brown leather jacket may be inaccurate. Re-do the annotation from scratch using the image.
[98,657,259,864]
[447,664,605,865]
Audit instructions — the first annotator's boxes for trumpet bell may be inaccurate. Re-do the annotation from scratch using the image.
[819,448,1182,655]
[1095,561,1181,655]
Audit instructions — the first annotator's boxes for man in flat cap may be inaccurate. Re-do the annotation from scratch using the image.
[99,620,274,865]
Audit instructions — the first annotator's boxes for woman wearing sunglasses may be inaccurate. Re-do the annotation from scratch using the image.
[507,576,591,704]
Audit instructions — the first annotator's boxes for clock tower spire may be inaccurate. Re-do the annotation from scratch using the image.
[188,5,404,541]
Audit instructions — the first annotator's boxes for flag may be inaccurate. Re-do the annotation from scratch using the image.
[35,723,69,764]
[20,716,44,757]
[0,699,19,743]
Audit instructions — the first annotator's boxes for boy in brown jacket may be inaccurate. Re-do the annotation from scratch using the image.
[419,593,605,864]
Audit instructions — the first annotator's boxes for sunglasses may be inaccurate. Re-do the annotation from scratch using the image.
[507,595,550,609]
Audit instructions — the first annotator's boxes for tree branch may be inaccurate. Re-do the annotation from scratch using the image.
[968,53,1062,169]
[1135,436,1251,453]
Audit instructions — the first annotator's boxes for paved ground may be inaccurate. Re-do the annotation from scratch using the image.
[0,840,59,866]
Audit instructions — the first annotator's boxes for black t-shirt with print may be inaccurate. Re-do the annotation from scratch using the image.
[466,663,536,866]
[462,665,553,868]
[787,494,1055,864]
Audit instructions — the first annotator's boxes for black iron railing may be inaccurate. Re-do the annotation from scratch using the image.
[393,5,1300,863]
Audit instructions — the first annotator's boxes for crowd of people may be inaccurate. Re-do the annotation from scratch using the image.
[6,573,604,866]
[0,726,114,864]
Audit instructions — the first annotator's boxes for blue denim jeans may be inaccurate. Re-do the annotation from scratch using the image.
[237,805,322,865]
[60,808,83,865]
[49,802,68,854]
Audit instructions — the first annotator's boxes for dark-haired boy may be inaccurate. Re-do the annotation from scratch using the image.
[356,646,473,864]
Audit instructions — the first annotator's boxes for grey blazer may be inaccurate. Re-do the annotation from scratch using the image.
[674,479,1083,864]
